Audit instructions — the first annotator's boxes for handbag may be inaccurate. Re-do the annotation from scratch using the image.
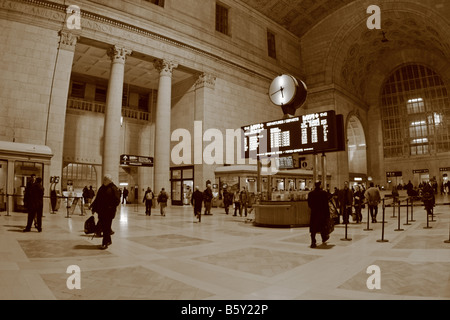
[84,215,96,234]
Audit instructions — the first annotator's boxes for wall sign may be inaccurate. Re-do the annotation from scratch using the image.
[120,154,154,167]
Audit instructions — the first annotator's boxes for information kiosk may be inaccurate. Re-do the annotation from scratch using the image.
[241,75,345,227]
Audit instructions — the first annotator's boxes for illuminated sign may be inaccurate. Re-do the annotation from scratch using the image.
[386,171,402,177]
[120,154,154,167]
[242,110,344,159]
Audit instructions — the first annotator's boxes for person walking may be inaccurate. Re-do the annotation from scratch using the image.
[122,187,129,204]
[82,186,89,204]
[87,186,95,207]
[307,181,331,248]
[143,187,154,216]
[232,190,241,216]
[338,181,353,224]
[23,175,44,232]
[222,188,232,215]
[422,180,435,216]
[364,182,381,223]
[353,185,364,223]
[240,187,249,217]
[191,186,203,222]
[90,174,121,249]
[203,184,213,215]
[157,188,169,216]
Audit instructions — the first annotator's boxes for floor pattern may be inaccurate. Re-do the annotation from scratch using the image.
[1,196,450,301]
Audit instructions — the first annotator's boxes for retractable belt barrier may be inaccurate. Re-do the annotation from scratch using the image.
[0,193,88,218]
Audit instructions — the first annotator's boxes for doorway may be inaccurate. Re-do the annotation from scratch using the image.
[170,166,194,206]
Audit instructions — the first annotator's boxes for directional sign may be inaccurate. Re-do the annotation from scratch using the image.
[120,154,154,167]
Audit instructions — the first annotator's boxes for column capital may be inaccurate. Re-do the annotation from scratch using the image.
[153,59,178,77]
[58,30,79,52]
[195,73,216,90]
[107,45,132,64]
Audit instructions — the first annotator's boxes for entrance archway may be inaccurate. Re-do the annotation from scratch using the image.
[347,115,367,187]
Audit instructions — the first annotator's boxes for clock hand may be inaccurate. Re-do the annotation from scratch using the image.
[271,86,284,96]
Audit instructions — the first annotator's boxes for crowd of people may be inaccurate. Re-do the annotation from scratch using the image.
[21,171,440,250]
[190,184,250,222]
[308,179,438,248]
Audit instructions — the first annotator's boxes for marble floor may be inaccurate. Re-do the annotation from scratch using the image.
[0,197,449,301]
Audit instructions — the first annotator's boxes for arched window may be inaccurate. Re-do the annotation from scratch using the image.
[62,163,97,191]
[381,64,450,158]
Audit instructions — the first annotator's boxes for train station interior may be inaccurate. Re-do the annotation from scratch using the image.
[0,0,449,301]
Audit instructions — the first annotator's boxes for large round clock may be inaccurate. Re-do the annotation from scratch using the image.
[268,74,307,115]
[269,74,298,106]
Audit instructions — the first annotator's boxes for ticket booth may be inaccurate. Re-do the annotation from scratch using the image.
[0,141,53,214]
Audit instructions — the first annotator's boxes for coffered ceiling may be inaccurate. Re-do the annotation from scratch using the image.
[240,0,450,100]
[240,0,354,38]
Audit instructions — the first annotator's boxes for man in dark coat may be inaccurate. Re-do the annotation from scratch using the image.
[191,186,204,222]
[222,188,232,215]
[422,180,435,216]
[23,175,44,232]
[338,181,353,224]
[307,181,331,248]
[203,184,213,215]
[90,174,120,249]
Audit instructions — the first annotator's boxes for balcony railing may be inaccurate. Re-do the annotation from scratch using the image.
[67,98,151,122]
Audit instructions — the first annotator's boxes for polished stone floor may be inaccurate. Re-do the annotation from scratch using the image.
[0,196,449,301]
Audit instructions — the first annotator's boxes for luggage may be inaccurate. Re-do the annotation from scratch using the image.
[84,215,96,234]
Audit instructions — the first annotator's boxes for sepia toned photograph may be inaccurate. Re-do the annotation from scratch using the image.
[0,0,449,307]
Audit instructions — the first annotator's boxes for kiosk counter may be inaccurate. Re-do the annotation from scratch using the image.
[253,191,311,228]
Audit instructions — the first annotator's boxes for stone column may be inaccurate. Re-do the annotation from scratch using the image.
[193,73,216,188]
[103,45,132,184]
[44,30,79,213]
[153,59,178,195]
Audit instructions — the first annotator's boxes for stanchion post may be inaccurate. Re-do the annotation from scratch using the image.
[341,208,352,241]
[395,198,404,231]
[423,207,432,229]
[410,197,415,222]
[364,201,373,231]
[391,198,396,218]
[404,198,411,225]
[65,196,71,219]
[377,197,388,242]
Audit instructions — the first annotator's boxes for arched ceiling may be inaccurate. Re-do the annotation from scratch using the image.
[338,10,450,100]
[240,0,355,38]
[242,0,450,103]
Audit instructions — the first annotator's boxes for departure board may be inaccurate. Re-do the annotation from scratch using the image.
[242,110,342,159]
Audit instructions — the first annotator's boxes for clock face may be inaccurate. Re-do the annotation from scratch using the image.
[269,74,298,106]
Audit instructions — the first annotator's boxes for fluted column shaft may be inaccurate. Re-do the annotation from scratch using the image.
[103,45,131,184]
[153,59,178,195]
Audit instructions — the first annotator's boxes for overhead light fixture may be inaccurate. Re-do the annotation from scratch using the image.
[381,31,389,43]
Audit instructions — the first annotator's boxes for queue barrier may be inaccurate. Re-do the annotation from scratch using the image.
[334,195,446,244]
[0,193,88,217]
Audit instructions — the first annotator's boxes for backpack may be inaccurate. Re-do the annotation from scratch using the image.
[146,192,154,200]
[158,192,168,202]
[84,215,96,234]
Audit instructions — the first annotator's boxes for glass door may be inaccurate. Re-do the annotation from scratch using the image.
[183,181,193,205]
[171,181,182,206]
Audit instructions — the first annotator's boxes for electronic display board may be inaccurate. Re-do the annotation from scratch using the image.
[242,110,344,159]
